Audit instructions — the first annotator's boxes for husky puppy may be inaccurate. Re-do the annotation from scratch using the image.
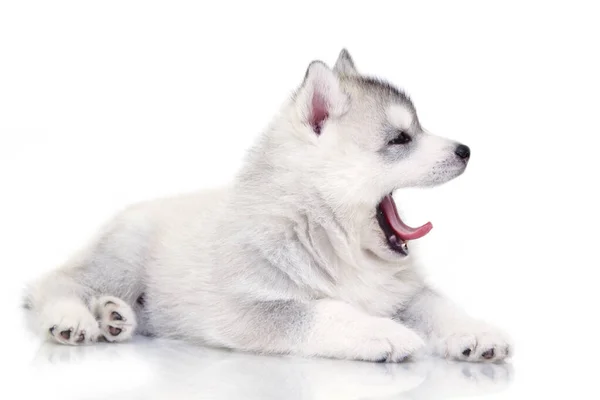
[24,50,511,363]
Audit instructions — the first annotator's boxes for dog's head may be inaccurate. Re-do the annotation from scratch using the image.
[256,50,470,258]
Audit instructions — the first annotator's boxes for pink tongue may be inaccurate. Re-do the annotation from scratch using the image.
[380,194,433,241]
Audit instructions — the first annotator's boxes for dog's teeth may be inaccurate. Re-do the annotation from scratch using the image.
[401,241,409,254]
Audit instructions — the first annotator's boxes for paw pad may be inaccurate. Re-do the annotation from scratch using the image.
[75,331,86,343]
[93,296,137,343]
[481,348,495,360]
[111,311,123,321]
[60,329,72,340]
[108,326,122,336]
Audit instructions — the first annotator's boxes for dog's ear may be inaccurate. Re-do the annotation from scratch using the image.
[296,61,349,135]
[334,49,358,77]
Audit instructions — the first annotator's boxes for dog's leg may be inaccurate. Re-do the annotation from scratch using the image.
[397,287,512,362]
[220,299,425,362]
[24,216,148,345]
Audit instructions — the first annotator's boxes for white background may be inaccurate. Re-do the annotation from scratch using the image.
[1,1,599,399]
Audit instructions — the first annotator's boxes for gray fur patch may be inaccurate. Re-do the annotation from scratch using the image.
[351,76,417,113]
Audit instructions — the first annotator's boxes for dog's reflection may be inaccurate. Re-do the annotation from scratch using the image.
[33,337,513,400]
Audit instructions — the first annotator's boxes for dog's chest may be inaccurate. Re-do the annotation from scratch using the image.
[332,266,419,317]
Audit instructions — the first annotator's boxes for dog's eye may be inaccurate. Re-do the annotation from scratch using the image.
[388,131,412,145]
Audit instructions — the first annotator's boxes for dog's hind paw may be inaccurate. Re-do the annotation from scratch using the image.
[43,299,101,345]
[92,296,137,342]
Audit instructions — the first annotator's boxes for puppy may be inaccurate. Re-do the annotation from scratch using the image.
[24,49,511,363]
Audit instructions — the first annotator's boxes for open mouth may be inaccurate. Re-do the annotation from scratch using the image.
[376,193,433,256]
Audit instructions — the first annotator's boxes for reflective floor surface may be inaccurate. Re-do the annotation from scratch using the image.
[11,336,513,400]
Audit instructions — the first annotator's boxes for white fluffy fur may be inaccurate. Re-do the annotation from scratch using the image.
[24,49,512,363]
[387,104,414,131]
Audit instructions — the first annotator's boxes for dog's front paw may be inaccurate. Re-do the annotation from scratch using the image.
[92,296,137,342]
[437,322,512,363]
[354,319,426,363]
[43,299,100,345]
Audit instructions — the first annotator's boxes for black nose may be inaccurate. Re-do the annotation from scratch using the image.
[454,144,470,160]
